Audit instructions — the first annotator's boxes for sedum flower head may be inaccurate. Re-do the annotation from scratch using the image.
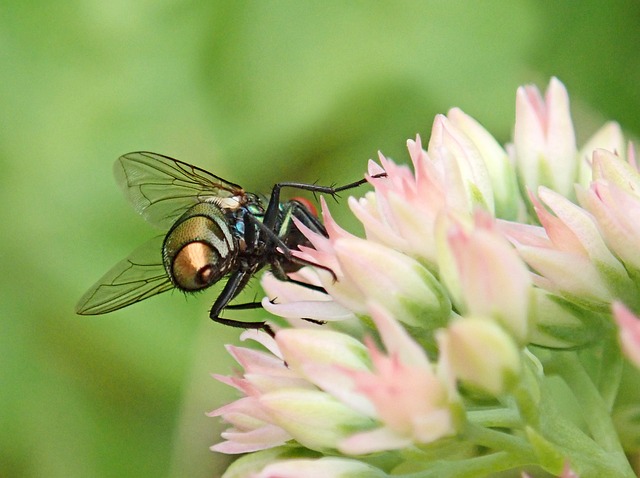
[211,78,640,478]
[513,77,577,199]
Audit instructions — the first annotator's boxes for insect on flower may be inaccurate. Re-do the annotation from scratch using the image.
[76,152,382,335]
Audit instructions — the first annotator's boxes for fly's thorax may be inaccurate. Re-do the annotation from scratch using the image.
[163,203,238,291]
[229,200,266,252]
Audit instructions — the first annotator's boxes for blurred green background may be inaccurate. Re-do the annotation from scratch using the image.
[2,1,639,477]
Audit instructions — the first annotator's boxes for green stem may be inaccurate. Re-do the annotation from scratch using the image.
[532,374,636,478]
[398,451,530,478]
[597,336,623,412]
[546,351,637,477]
[462,422,534,460]
[466,408,521,429]
[554,352,623,454]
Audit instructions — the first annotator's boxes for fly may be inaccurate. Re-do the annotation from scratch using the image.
[76,151,381,335]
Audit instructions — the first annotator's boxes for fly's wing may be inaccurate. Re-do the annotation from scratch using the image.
[114,151,246,229]
[76,236,174,315]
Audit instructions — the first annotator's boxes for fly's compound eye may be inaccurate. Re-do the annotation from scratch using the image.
[171,241,218,291]
[163,205,235,291]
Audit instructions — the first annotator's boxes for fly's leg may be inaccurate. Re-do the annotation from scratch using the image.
[226,302,264,310]
[209,269,274,337]
[262,173,387,229]
[244,213,337,281]
[226,295,278,311]
[301,317,326,326]
[286,278,325,293]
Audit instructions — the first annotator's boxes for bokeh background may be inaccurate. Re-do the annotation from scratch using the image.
[2,1,639,477]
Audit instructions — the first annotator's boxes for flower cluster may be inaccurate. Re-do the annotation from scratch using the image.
[210,78,640,478]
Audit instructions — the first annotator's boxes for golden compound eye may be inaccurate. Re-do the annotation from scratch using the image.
[172,242,219,291]
[196,264,215,288]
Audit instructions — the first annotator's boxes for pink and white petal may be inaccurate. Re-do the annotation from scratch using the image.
[255,457,387,478]
[516,246,612,305]
[301,363,377,417]
[208,397,273,429]
[259,389,370,451]
[447,108,515,210]
[367,300,432,369]
[539,188,626,279]
[385,191,440,260]
[581,183,640,272]
[212,374,258,397]
[447,212,532,341]
[211,424,291,454]
[339,426,412,454]
[545,78,576,169]
[367,159,386,177]
[577,121,624,185]
[243,373,317,395]
[275,329,370,372]
[498,219,550,248]
[431,114,495,212]
[514,78,577,197]
[348,195,408,251]
[411,408,456,443]
[261,271,327,303]
[592,148,640,193]
[225,344,289,377]
[334,237,447,328]
[375,151,415,188]
[514,84,546,176]
[263,298,354,322]
[613,302,640,368]
[531,189,585,254]
[238,330,284,361]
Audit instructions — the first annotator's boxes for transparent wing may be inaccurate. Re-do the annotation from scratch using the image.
[76,236,174,315]
[114,151,245,229]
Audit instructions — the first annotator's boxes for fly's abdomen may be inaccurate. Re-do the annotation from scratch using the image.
[163,203,237,291]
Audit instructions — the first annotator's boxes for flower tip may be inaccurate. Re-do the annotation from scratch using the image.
[367,159,385,176]
[549,76,564,90]
[407,133,423,150]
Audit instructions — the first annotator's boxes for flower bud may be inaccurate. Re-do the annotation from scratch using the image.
[439,211,532,343]
[259,389,372,452]
[334,237,451,329]
[576,122,624,186]
[252,457,388,478]
[513,77,577,198]
[446,107,521,220]
[437,317,521,396]
[428,114,495,214]
[529,289,609,349]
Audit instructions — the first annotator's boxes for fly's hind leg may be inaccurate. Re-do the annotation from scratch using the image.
[209,270,274,337]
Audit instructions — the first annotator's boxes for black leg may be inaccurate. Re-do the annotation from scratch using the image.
[226,301,264,310]
[245,213,337,281]
[211,315,274,337]
[301,317,327,326]
[210,269,274,336]
[244,213,295,259]
[262,173,387,230]
[286,278,326,293]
